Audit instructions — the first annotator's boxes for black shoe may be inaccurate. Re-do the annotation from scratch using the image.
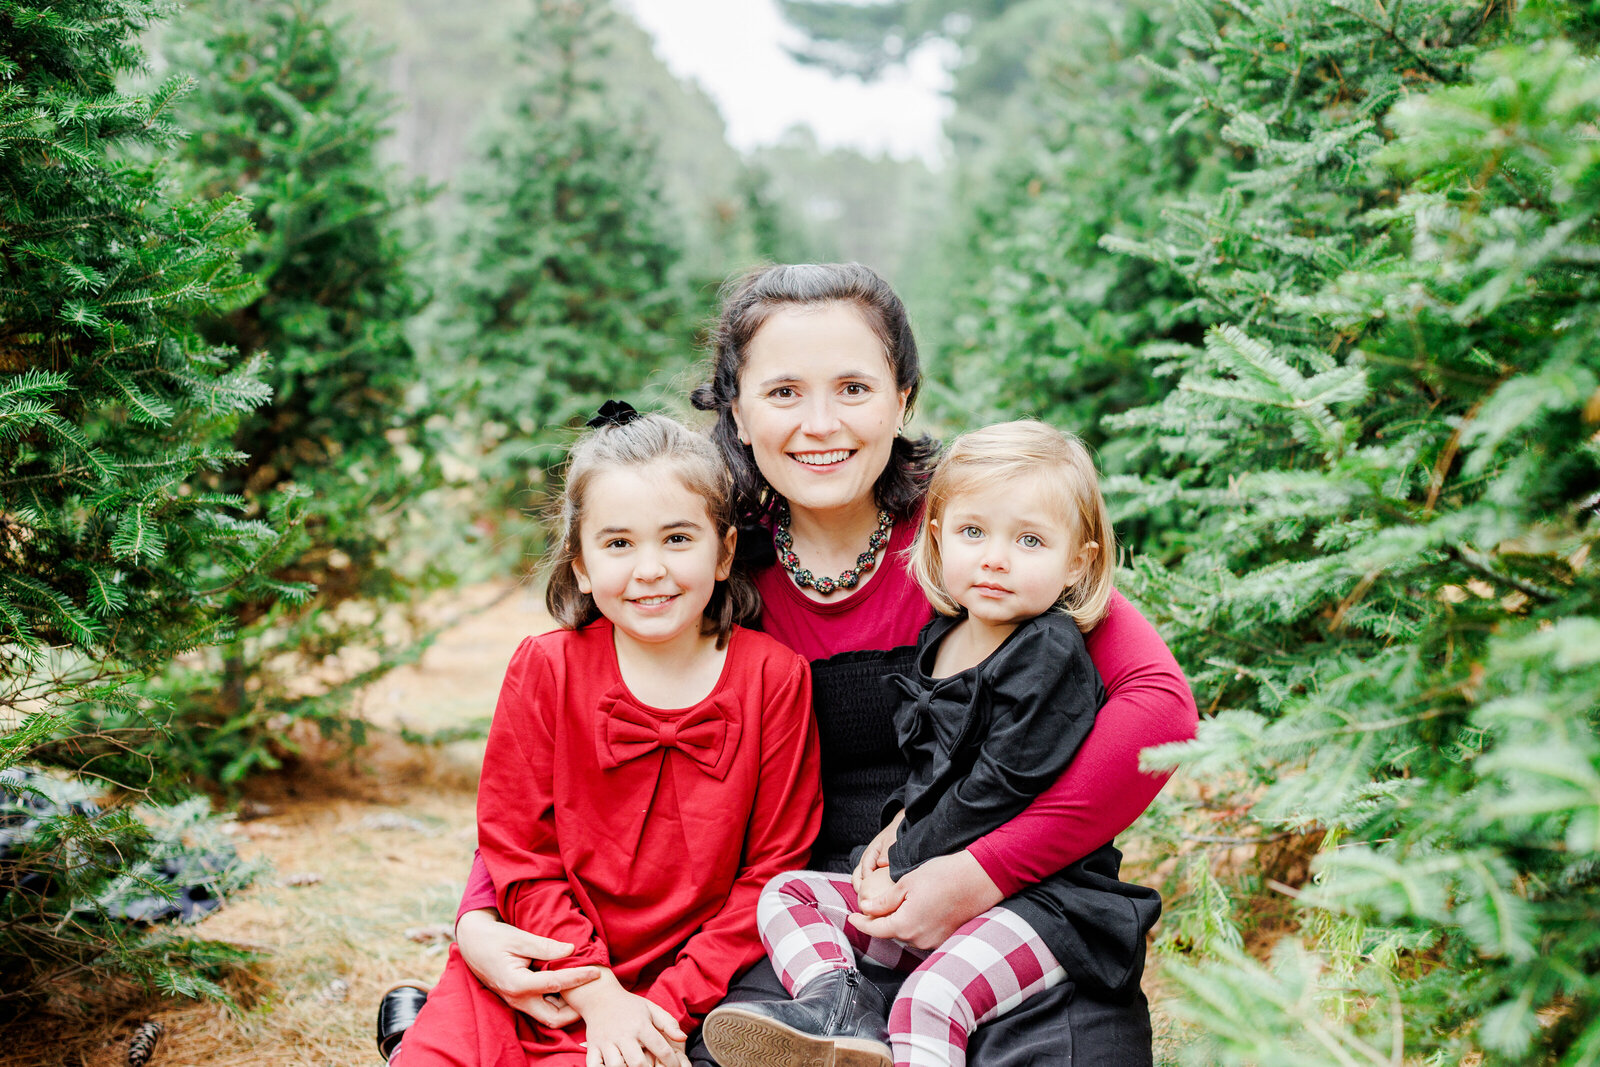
[375,980,430,1062]
[703,968,893,1067]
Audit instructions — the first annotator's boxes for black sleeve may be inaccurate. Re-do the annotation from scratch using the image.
[887,615,1103,878]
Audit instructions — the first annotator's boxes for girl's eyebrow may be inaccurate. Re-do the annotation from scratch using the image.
[945,509,1062,529]
[594,519,704,537]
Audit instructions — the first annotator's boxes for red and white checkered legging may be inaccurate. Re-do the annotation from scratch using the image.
[757,870,1066,1067]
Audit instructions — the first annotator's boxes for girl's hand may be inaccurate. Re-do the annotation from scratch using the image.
[853,864,906,917]
[565,971,689,1067]
[455,908,603,1027]
[851,809,906,896]
[848,850,1004,950]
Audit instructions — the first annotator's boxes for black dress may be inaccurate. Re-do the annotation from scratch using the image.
[687,625,1161,1067]
[885,612,1160,999]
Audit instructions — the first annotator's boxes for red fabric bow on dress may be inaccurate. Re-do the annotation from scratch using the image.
[596,689,742,781]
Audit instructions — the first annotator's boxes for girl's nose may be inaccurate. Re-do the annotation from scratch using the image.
[634,551,667,580]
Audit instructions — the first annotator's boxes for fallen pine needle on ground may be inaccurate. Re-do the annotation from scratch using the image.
[0,582,553,1067]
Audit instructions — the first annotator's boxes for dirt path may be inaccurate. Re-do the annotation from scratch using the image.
[9,582,555,1067]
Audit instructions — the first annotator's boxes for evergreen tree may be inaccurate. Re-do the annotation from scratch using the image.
[156,0,434,783]
[434,0,694,522]
[747,127,944,287]
[1095,1,1600,1060]
[936,0,1218,481]
[0,0,275,1009]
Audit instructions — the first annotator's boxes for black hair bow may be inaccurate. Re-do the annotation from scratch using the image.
[586,399,641,429]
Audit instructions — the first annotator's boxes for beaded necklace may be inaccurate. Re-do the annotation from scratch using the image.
[773,503,895,596]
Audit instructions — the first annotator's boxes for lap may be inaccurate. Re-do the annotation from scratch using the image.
[688,956,1153,1067]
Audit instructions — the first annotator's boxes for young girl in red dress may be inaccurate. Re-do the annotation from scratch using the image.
[394,404,822,1067]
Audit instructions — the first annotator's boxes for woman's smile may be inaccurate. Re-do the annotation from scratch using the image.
[790,448,855,468]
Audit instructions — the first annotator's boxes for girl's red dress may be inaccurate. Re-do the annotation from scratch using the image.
[396,619,822,1067]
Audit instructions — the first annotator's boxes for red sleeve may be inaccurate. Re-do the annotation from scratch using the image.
[642,654,822,1026]
[967,590,1198,895]
[456,850,497,921]
[476,637,608,968]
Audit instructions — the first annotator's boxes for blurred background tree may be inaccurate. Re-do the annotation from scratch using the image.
[150,0,436,785]
[420,0,698,539]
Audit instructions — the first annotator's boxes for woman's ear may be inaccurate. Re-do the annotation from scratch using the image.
[731,404,750,446]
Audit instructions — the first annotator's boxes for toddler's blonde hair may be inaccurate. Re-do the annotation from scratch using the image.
[909,420,1114,631]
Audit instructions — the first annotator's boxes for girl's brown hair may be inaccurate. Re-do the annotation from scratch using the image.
[908,420,1116,631]
[543,413,760,648]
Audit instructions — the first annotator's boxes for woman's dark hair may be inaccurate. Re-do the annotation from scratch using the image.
[543,412,760,649]
[690,262,938,524]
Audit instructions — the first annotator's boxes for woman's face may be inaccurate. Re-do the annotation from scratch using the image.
[732,302,910,520]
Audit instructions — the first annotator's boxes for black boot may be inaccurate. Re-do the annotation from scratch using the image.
[703,968,893,1067]
[375,980,430,1062]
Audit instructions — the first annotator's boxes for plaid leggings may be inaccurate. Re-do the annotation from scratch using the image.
[757,870,1066,1067]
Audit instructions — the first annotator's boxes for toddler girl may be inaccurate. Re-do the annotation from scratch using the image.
[702,420,1160,1067]
[396,403,822,1067]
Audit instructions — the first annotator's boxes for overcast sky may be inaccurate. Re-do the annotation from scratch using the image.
[616,0,953,164]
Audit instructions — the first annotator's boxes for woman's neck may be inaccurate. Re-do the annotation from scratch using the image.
[785,497,886,571]
[611,623,727,709]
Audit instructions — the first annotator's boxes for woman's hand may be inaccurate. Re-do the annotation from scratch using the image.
[847,850,1003,951]
[853,864,906,918]
[851,808,906,896]
[455,908,603,1027]
[564,970,689,1067]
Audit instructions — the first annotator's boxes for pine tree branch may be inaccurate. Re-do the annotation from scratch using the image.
[1424,390,1491,514]
[1450,544,1563,603]
[1330,567,1384,632]
[1186,831,1299,846]
[1357,351,1502,387]
[1325,0,1454,85]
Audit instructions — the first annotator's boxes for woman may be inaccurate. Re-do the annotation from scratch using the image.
[386,263,1198,1066]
